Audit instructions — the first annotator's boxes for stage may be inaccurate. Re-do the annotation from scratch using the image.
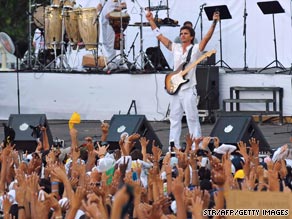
[0,68,291,122]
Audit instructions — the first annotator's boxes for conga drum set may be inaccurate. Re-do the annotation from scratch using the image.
[30,0,103,71]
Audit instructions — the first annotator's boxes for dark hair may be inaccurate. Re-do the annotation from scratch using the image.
[183,21,193,27]
[130,149,143,160]
[180,26,195,44]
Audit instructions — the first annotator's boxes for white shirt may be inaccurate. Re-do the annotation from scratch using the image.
[172,43,202,90]
[33,28,45,53]
[98,0,126,24]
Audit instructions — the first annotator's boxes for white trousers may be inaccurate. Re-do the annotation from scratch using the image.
[169,86,202,148]
[101,20,115,62]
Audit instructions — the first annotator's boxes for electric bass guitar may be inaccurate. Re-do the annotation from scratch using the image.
[164,49,216,95]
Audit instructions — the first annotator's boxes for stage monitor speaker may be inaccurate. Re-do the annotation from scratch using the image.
[144,47,171,71]
[107,114,162,153]
[196,66,219,110]
[210,115,270,152]
[8,114,53,153]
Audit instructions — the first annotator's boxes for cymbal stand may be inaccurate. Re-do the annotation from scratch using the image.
[130,0,154,71]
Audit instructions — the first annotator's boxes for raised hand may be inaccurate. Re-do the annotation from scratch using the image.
[152,141,162,162]
[2,194,12,218]
[213,136,220,148]
[211,162,225,186]
[192,196,204,219]
[70,186,86,211]
[119,156,130,177]
[201,136,211,150]
[249,137,259,156]
[95,142,109,158]
[185,133,194,153]
[237,141,248,160]
[139,137,149,154]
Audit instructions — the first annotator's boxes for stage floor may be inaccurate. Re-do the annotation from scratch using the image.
[0,119,291,153]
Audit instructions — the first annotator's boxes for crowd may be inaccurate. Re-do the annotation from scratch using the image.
[1,120,292,219]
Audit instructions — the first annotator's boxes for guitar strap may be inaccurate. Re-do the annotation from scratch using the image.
[182,45,193,70]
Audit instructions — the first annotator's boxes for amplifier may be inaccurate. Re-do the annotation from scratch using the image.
[199,51,216,66]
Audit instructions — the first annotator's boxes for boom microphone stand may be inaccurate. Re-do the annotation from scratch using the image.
[194,3,206,41]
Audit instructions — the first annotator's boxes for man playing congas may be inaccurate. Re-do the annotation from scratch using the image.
[96,0,127,71]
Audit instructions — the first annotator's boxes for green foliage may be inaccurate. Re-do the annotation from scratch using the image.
[0,1,28,42]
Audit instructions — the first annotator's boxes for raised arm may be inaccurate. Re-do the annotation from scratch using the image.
[199,11,220,52]
[146,11,173,51]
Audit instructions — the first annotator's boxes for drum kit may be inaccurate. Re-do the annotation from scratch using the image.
[23,0,102,71]
[22,0,173,72]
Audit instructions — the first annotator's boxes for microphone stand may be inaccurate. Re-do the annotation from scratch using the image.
[127,32,139,61]
[15,43,21,114]
[243,0,248,71]
[93,1,106,69]
[194,4,205,41]
[28,0,33,69]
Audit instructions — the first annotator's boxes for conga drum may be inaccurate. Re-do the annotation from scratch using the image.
[45,6,62,49]
[51,0,62,8]
[33,6,46,29]
[109,11,130,50]
[75,7,98,50]
[64,10,81,46]
[63,0,76,9]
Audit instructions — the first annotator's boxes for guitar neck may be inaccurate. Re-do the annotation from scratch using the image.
[180,49,216,77]
[180,59,201,77]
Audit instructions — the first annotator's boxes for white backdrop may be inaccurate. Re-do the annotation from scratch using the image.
[120,0,292,69]
[0,72,291,121]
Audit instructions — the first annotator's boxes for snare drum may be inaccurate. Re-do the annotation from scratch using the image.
[75,7,98,50]
[63,0,76,9]
[45,6,62,49]
[33,6,46,29]
[109,11,130,50]
[64,10,81,46]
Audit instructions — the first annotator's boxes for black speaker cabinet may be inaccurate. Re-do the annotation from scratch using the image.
[196,66,219,110]
[8,114,53,153]
[107,114,162,153]
[210,115,270,152]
